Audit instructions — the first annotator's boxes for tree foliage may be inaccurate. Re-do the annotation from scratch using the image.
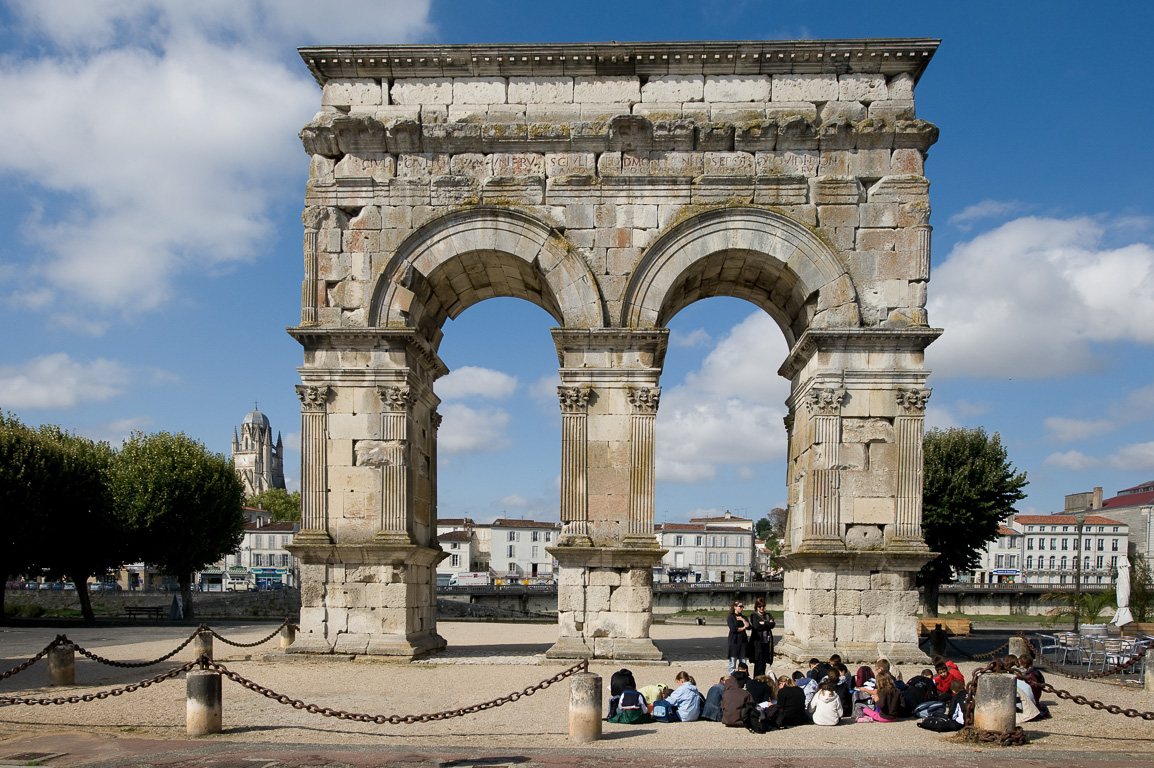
[109,431,245,619]
[920,427,1028,615]
[246,488,301,522]
[1129,554,1152,623]
[0,414,50,617]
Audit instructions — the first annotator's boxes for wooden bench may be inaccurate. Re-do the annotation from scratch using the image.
[125,605,167,621]
[918,618,971,637]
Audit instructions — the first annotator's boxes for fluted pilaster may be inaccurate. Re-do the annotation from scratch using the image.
[626,387,660,547]
[376,385,415,545]
[302,231,318,325]
[558,386,592,545]
[295,384,331,543]
[894,388,931,544]
[805,387,845,542]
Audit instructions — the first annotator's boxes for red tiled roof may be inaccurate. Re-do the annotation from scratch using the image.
[437,518,475,527]
[258,522,298,532]
[657,523,752,534]
[1117,481,1154,494]
[491,518,561,529]
[689,514,751,522]
[439,530,472,542]
[1014,514,1124,526]
[997,526,1020,536]
[1103,490,1154,509]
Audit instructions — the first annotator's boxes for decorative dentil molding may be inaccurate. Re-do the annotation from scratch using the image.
[295,385,331,412]
[628,386,661,414]
[895,388,932,415]
[378,385,416,411]
[557,385,592,413]
[805,387,846,416]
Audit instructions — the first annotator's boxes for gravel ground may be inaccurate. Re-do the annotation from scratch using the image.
[0,621,1151,759]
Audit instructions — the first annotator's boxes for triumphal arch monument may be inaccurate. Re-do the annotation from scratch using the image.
[287,39,942,663]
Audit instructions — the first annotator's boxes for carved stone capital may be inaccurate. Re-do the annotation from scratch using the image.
[557,385,592,413]
[295,385,331,412]
[805,387,846,416]
[895,388,932,415]
[628,386,661,414]
[378,385,415,412]
[431,410,443,430]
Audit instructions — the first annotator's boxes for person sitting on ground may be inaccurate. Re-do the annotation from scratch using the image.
[932,659,964,699]
[857,671,903,723]
[606,670,651,724]
[850,675,876,718]
[745,670,773,704]
[608,668,637,718]
[639,683,672,710]
[665,671,702,722]
[793,670,818,708]
[831,664,853,715]
[874,658,904,686]
[807,657,831,683]
[765,675,809,727]
[701,676,726,722]
[808,681,843,725]
[905,668,941,717]
[1000,655,1041,724]
[917,679,967,732]
[1018,653,1050,719]
[721,675,754,727]
[854,665,875,690]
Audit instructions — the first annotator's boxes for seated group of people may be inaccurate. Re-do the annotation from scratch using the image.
[606,652,1049,731]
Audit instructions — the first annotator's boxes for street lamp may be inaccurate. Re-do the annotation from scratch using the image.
[1074,512,1086,633]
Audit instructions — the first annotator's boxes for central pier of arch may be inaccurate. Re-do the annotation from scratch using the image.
[286,39,942,664]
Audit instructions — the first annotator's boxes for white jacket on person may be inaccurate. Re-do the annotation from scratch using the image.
[808,688,842,726]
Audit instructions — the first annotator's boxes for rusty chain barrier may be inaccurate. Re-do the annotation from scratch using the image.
[68,630,201,668]
[0,660,199,706]
[0,637,66,681]
[206,657,588,724]
[945,635,1008,661]
[207,618,294,648]
[1024,633,1150,681]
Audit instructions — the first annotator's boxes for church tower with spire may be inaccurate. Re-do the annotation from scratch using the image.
[231,407,285,497]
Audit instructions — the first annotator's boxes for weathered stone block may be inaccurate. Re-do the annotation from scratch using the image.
[772,74,838,102]
[839,73,888,103]
[649,151,703,177]
[819,101,867,124]
[854,614,886,642]
[586,585,612,612]
[588,569,622,587]
[610,586,651,613]
[491,153,545,176]
[886,614,918,643]
[704,75,770,102]
[869,101,915,122]
[545,152,596,177]
[391,77,452,105]
[335,153,395,182]
[852,497,895,524]
[888,73,915,100]
[757,150,819,177]
[452,77,507,104]
[703,151,755,176]
[890,148,924,175]
[642,74,704,102]
[322,78,384,108]
[574,76,641,104]
[508,76,573,104]
[855,228,896,252]
[817,204,858,229]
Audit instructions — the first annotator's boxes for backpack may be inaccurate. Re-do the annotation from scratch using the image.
[854,666,874,688]
[651,699,679,723]
[918,714,963,732]
[744,701,772,733]
[607,690,652,724]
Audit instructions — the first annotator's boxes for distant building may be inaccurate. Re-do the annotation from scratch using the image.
[197,509,299,591]
[231,407,285,496]
[435,518,482,580]
[655,522,754,583]
[971,525,1022,584]
[489,518,560,580]
[1101,481,1154,560]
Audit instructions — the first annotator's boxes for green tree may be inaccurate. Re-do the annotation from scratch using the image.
[1128,554,1152,623]
[754,508,787,541]
[0,414,51,619]
[110,431,245,619]
[246,488,301,522]
[920,427,1028,616]
[1042,588,1117,627]
[33,426,121,623]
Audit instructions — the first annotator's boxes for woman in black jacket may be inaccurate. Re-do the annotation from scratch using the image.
[747,597,775,677]
[726,600,750,674]
[767,676,809,727]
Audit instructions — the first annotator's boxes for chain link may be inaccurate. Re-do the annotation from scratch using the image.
[208,618,293,648]
[0,660,198,707]
[67,630,201,668]
[205,657,588,724]
[945,635,1009,661]
[0,637,67,681]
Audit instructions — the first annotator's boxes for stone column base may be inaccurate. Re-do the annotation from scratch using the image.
[286,541,446,660]
[776,549,936,665]
[546,545,667,661]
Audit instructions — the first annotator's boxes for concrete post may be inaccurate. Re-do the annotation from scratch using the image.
[973,673,1017,732]
[280,623,296,649]
[186,669,222,736]
[47,645,75,686]
[193,630,213,661]
[569,672,602,743]
[1145,657,1154,692]
[1008,636,1029,660]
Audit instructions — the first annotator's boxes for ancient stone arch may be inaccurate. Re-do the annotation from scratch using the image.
[289,38,942,663]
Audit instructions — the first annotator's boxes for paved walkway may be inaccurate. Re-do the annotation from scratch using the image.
[0,622,1150,767]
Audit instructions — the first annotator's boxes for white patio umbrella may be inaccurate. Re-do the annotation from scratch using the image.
[1111,554,1133,627]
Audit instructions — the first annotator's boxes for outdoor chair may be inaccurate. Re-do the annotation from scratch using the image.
[1035,633,1061,663]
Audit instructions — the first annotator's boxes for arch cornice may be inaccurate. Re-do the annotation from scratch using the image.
[370,206,606,334]
[620,206,861,346]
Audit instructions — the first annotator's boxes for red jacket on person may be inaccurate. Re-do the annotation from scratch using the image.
[934,663,964,694]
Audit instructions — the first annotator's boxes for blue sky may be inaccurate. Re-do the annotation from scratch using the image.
[1,0,1152,526]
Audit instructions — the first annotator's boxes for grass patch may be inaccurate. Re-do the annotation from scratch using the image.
[920,612,1070,626]
[671,609,730,619]
[5,604,45,618]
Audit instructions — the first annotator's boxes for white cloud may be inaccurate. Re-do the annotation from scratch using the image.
[670,328,712,348]
[83,415,155,446]
[947,199,1024,229]
[0,353,130,409]
[656,312,790,483]
[1045,442,1154,472]
[926,216,1154,378]
[437,403,511,455]
[1044,416,1115,443]
[494,493,531,509]
[1044,451,1099,471]
[0,1,432,321]
[529,374,561,405]
[437,366,517,400]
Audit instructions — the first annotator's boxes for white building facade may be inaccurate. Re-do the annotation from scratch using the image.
[969,514,1128,586]
[655,522,755,584]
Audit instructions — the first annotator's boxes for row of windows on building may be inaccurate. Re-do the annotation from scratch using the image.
[671,534,742,548]
[1022,537,1119,551]
[1001,554,1121,571]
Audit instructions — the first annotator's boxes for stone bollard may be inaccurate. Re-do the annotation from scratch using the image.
[569,672,602,743]
[47,644,75,686]
[186,669,222,736]
[928,625,947,658]
[973,673,1018,732]
[279,623,296,650]
[1008,636,1030,660]
[193,629,213,661]
[1146,656,1154,692]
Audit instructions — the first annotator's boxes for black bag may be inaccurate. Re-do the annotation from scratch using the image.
[743,701,771,733]
[917,715,963,732]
